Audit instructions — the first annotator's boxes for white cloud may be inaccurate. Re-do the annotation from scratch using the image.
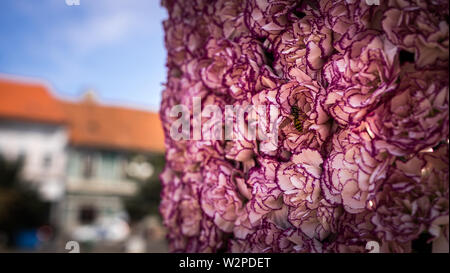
[65,12,138,54]
[48,0,166,56]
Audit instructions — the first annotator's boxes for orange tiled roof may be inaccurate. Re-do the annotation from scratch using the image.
[62,100,165,153]
[0,78,66,124]
[0,77,165,153]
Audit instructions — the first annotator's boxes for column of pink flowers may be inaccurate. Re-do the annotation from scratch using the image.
[159,0,449,253]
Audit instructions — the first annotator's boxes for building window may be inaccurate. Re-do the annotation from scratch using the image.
[98,152,118,181]
[83,154,95,179]
[67,150,81,178]
[78,205,97,225]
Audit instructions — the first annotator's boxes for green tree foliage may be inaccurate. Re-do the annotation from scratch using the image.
[124,153,165,223]
[0,155,50,247]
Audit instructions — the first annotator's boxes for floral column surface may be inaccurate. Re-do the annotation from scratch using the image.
[159,0,449,253]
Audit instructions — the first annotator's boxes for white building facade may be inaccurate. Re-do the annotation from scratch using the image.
[0,120,68,201]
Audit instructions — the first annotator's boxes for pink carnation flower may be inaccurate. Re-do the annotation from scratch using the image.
[322,32,399,126]
[367,68,449,156]
[382,0,449,68]
[321,127,394,213]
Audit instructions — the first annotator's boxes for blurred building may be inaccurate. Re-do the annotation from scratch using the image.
[0,79,68,201]
[0,77,165,243]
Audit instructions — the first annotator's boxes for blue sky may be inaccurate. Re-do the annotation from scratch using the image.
[0,0,167,111]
